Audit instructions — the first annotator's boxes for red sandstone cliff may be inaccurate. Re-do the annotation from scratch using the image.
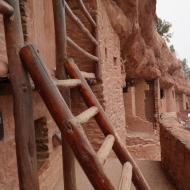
[104,0,190,94]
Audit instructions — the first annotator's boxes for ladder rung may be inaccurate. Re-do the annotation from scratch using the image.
[97,135,115,165]
[0,0,14,16]
[119,162,133,190]
[75,106,99,124]
[67,36,99,62]
[65,1,98,45]
[81,71,96,79]
[54,79,81,88]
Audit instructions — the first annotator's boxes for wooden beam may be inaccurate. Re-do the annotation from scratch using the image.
[81,71,96,79]
[65,1,98,45]
[20,44,116,190]
[64,58,151,190]
[54,79,81,88]
[77,0,96,27]
[75,106,99,124]
[0,0,14,16]
[97,135,115,165]
[119,162,132,190]
[3,1,39,190]
[52,0,76,190]
[67,36,99,62]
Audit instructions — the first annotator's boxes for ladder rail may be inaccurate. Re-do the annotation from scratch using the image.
[64,58,151,190]
[0,0,14,15]
[20,44,116,190]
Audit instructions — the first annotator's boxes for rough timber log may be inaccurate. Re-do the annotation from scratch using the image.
[52,0,77,189]
[20,45,116,190]
[64,58,151,190]
[3,0,39,190]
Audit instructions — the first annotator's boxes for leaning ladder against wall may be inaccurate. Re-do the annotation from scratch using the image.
[53,0,98,190]
[49,0,151,190]
[52,0,99,190]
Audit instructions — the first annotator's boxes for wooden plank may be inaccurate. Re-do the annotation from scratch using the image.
[75,106,99,124]
[77,0,96,27]
[20,45,116,190]
[3,1,39,190]
[119,162,132,190]
[52,0,76,189]
[67,36,99,62]
[97,135,115,165]
[64,58,151,190]
[65,1,98,45]
[0,0,13,16]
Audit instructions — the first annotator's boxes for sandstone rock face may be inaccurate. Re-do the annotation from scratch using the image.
[104,0,190,94]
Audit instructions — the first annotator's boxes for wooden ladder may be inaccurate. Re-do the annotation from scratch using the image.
[20,45,151,190]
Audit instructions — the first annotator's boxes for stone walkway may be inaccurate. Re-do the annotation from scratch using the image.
[53,158,175,190]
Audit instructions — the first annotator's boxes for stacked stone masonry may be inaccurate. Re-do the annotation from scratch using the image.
[160,124,190,190]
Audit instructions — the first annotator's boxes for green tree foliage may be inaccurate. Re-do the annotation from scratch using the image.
[181,58,190,79]
[156,18,172,42]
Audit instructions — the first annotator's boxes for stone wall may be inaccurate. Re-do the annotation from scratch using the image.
[68,0,127,147]
[123,81,154,133]
[97,0,127,141]
[160,124,190,190]
[0,95,19,190]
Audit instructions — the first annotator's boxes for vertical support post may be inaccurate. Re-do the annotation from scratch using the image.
[95,12,101,81]
[154,78,160,130]
[52,0,77,190]
[3,0,39,190]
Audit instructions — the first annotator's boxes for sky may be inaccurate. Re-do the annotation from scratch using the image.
[157,0,190,66]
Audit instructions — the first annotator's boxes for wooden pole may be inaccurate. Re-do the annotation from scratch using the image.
[64,58,151,190]
[52,0,77,190]
[3,1,39,190]
[20,44,116,190]
[0,0,14,16]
